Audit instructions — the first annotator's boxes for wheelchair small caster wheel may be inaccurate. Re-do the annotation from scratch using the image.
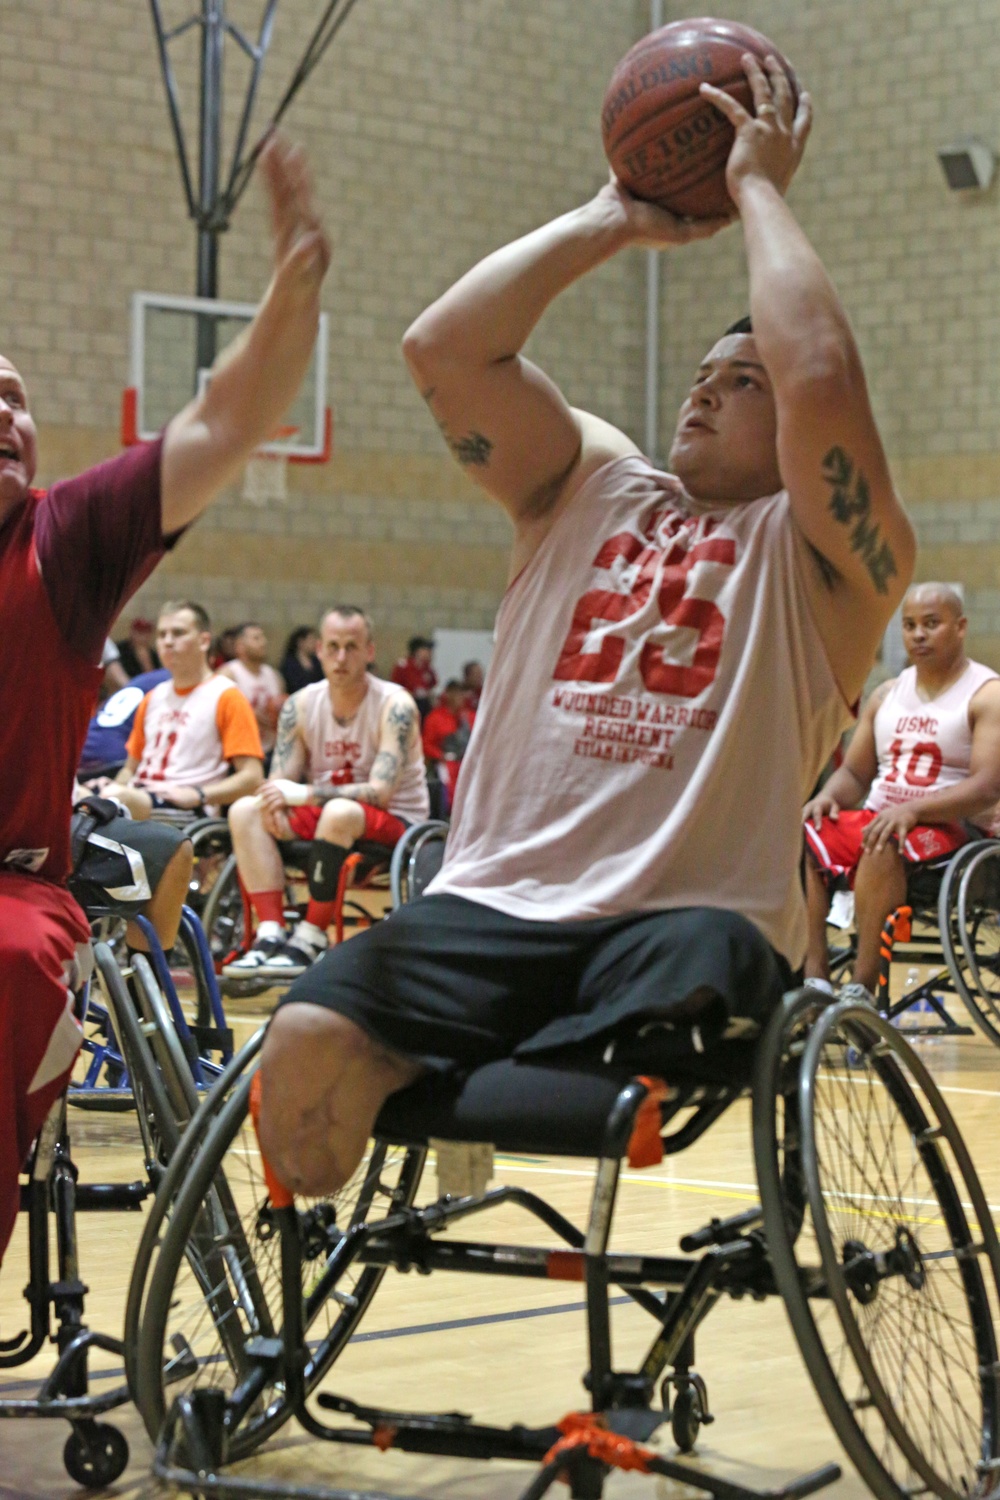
[63,1422,129,1488]
[669,1386,703,1453]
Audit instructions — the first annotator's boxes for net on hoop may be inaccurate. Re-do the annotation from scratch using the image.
[241,425,297,504]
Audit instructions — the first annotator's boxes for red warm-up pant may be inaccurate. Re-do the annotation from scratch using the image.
[0,871,90,1263]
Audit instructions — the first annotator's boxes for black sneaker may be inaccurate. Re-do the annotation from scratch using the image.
[222,934,289,978]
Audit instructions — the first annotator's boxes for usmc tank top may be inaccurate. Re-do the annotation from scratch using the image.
[428,455,851,967]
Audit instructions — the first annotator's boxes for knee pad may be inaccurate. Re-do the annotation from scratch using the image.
[306,839,348,902]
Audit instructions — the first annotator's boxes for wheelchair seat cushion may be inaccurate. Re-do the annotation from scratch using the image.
[375,1037,757,1157]
[280,891,790,1079]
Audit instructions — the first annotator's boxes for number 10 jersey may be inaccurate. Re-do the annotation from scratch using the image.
[428,455,851,968]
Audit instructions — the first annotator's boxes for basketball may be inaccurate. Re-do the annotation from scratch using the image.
[601,17,799,219]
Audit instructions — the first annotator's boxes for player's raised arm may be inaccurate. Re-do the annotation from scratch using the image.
[401,185,731,540]
[160,135,331,533]
[703,57,915,700]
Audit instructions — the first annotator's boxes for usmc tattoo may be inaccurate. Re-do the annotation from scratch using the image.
[822,446,897,595]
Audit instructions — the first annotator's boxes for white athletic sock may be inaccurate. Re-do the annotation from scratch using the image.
[256,920,286,942]
[292,919,329,952]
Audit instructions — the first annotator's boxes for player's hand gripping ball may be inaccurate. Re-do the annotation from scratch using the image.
[602,17,799,218]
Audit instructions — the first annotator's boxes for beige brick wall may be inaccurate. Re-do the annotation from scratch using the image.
[3,1,650,666]
[656,1,1000,665]
[11,3,1000,669]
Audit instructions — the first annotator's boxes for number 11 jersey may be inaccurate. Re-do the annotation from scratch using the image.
[428,454,851,969]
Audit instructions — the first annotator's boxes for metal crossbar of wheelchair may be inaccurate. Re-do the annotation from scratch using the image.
[0,901,235,1486]
[152,1066,839,1500]
[141,987,1000,1500]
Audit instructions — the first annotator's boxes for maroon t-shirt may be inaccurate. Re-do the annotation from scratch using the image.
[0,438,170,881]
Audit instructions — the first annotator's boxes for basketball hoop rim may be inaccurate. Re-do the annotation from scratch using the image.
[121,390,333,464]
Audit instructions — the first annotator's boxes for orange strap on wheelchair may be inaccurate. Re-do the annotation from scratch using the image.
[627,1077,670,1169]
[878,904,912,1003]
[543,1413,655,1476]
[334,852,365,946]
[248,1071,295,1210]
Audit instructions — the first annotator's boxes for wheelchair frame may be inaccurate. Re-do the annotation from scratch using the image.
[134,988,1000,1500]
[0,898,233,1487]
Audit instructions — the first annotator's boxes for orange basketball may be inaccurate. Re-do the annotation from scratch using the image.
[601,17,799,219]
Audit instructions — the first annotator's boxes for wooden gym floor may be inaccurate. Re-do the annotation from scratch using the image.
[3,979,1000,1500]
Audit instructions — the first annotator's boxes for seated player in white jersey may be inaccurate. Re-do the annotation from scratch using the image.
[253,57,917,1200]
[803,582,1000,993]
[224,605,429,978]
[220,621,286,764]
[106,600,264,819]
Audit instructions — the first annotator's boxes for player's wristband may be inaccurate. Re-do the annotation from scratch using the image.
[192,786,207,808]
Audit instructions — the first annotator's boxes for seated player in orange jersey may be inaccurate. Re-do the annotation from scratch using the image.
[804,583,1000,994]
[224,605,429,979]
[106,600,264,819]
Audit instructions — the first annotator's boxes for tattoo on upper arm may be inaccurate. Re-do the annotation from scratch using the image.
[271,697,299,776]
[822,446,898,595]
[420,387,493,468]
[387,699,416,760]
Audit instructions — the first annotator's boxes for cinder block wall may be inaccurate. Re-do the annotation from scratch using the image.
[8,2,1000,669]
[0,0,646,670]
[658,0,1000,665]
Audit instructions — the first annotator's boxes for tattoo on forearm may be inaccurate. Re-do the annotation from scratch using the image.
[387,700,416,759]
[822,446,898,595]
[271,698,299,776]
[420,387,493,468]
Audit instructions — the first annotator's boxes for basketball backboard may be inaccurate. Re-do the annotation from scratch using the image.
[121,291,331,462]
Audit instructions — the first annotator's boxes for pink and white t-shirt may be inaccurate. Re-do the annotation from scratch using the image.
[223,658,285,752]
[296,675,430,824]
[428,455,851,967]
[867,661,1000,833]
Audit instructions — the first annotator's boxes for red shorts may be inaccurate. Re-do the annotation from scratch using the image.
[804,809,970,885]
[0,871,91,1263]
[286,802,409,847]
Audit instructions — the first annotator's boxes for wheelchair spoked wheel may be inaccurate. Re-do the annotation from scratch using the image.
[955,844,1000,1046]
[92,944,184,1170]
[756,994,1000,1500]
[129,952,200,1124]
[200,852,245,969]
[134,1048,426,1462]
[184,817,234,916]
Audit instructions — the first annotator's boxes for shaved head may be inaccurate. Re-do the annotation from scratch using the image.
[904,582,964,620]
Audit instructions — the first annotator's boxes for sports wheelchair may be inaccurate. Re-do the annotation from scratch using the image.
[129,864,1000,1500]
[202,819,449,991]
[825,838,1000,1045]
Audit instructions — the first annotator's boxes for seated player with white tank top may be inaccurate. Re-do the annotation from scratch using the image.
[248,58,921,1203]
[804,582,1000,994]
[225,605,429,979]
[103,600,264,819]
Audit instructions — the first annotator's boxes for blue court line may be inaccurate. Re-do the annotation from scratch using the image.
[0,1296,634,1398]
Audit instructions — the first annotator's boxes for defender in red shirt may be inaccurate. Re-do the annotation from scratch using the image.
[0,135,330,1262]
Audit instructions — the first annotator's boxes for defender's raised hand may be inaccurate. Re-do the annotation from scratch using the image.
[700,53,812,204]
[260,133,331,296]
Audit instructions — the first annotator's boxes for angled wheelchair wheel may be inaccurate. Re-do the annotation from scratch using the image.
[183,817,233,915]
[756,994,1000,1500]
[200,852,245,969]
[389,819,449,906]
[91,944,184,1170]
[134,1051,426,1461]
[956,843,1000,1047]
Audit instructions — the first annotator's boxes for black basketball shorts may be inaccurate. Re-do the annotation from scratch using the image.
[279,894,795,1073]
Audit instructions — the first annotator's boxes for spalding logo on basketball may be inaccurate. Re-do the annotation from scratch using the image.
[602,17,798,219]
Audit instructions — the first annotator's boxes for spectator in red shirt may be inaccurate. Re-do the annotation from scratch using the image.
[423,680,474,811]
[462,659,484,713]
[391,635,437,719]
[0,133,330,1264]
